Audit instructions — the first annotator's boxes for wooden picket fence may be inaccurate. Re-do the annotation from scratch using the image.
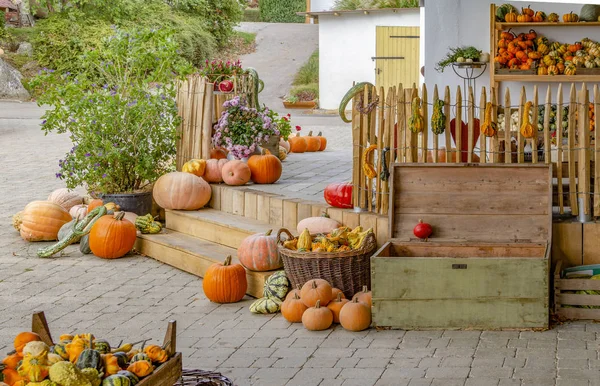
[352,83,600,219]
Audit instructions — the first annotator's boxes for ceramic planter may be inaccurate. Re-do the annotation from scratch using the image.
[283,100,316,109]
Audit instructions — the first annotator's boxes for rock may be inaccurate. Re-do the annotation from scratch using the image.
[0,48,4,55]
[16,42,33,56]
[0,58,30,101]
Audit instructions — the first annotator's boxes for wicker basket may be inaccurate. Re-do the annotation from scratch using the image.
[174,369,233,386]
[277,228,376,299]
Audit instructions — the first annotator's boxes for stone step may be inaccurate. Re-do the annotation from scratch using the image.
[165,208,279,249]
[135,230,273,299]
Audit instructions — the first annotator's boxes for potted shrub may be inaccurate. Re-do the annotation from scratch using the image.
[30,28,193,214]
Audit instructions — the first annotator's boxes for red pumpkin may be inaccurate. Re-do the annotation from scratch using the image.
[247,150,282,184]
[413,219,433,240]
[221,160,251,186]
[210,147,228,160]
[89,212,137,259]
[204,159,228,183]
[324,182,353,209]
[153,172,211,210]
[237,230,281,271]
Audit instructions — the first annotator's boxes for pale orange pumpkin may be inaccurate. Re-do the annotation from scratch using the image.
[47,188,83,211]
[237,230,281,271]
[296,213,340,234]
[301,279,332,307]
[317,132,327,151]
[339,297,371,331]
[153,172,211,210]
[302,300,333,331]
[204,159,229,183]
[210,147,228,159]
[352,285,372,307]
[69,204,88,220]
[89,212,137,259]
[182,159,206,177]
[288,133,307,153]
[327,292,349,323]
[248,150,282,184]
[281,293,308,323]
[331,288,346,300]
[203,255,247,303]
[20,201,72,242]
[221,160,251,186]
[305,131,321,152]
[279,138,290,153]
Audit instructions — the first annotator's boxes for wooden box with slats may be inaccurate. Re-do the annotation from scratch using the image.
[371,164,552,329]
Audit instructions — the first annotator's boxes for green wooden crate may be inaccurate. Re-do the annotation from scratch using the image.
[371,163,552,330]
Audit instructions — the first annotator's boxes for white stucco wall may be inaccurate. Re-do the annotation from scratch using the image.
[424,0,589,99]
[319,9,422,110]
[310,0,335,12]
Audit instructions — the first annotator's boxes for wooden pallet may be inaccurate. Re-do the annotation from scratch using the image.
[554,260,600,321]
[31,311,182,386]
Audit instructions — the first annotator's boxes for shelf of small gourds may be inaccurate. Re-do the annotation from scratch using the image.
[12,188,162,260]
[282,226,374,253]
[0,332,170,386]
[497,103,596,134]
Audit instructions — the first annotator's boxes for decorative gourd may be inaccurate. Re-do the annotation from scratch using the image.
[12,211,23,231]
[69,205,88,220]
[563,11,579,22]
[152,172,211,210]
[517,13,532,23]
[249,297,282,314]
[50,343,69,360]
[565,64,577,76]
[504,10,518,22]
[302,300,333,331]
[80,235,91,255]
[305,131,321,152]
[2,353,22,370]
[480,102,497,137]
[352,285,373,308]
[103,374,131,386]
[47,353,64,366]
[532,11,545,22]
[547,65,558,76]
[496,3,518,21]
[143,345,168,364]
[23,341,49,358]
[102,354,121,376]
[248,150,282,184]
[431,100,446,135]
[237,230,281,271]
[327,292,349,323]
[1,368,24,385]
[288,133,307,153]
[296,213,340,235]
[14,332,42,356]
[279,138,290,153]
[47,188,83,212]
[117,371,139,385]
[76,347,103,372]
[281,293,308,323]
[181,159,206,177]
[300,279,332,307]
[18,353,50,382]
[297,228,312,252]
[80,368,101,386]
[65,336,89,363]
[339,298,371,332]
[89,212,137,259]
[278,146,287,161]
[316,132,327,151]
[520,101,535,138]
[547,12,559,22]
[408,97,423,133]
[210,147,227,160]
[221,160,251,186]
[580,5,600,21]
[262,270,290,300]
[203,255,247,303]
[20,201,72,242]
[203,159,228,183]
[111,352,129,368]
[324,182,353,209]
[134,214,161,234]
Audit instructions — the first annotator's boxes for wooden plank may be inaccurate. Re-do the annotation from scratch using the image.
[201,82,213,160]
[244,191,258,219]
[396,84,405,163]
[137,354,182,386]
[256,193,272,223]
[558,84,564,214]
[495,74,600,82]
[504,88,511,163]
[342,210,360,230]
[389,242,546,258]
[269,196,284,227]
[467,87,474,163]
[358,212,378,235]
[558,308,600,321]
[405,88,415,163]
[518,86,525,164]
[544,85,551,165]
[421,83,428,163]
[232,188,245,216]
[444,86,452,163]
[209,184,222,210]
[558,293,600,307]
[282,199,300,230]
[297,201,314,223]
[327,207,344,225]
[361,86,369,209]
[376,215,389,247]
[32,312,54,346]
[551,222,583,267]
[375,86,385,213]
[479,87,486,163]
[556,278,600,291]
[381,86,394,215]
[352,87,361,208]
[491,87,499,163]
[578,83,591,216]
[595,85,600,217]
[583,222,600,265]
[532,85,538,164]
[220,186,234,214]
[432,85,440,163]
[311,203,328,217]
[569,84,579,216]
[162,321,177,357]
[456,86,462,163]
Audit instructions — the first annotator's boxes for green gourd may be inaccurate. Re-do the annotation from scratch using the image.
[130,353,150,363]
[117,371,139,386]
[249,297,282,314]
[112,352,129,369]
[77,348,104,372]
[80,234,92,254]
[579,5,600,21]
[496,3,518,21]
[102,374,131,386]
[58,219,79,243]
[134,214,162,234]
[262,271,290,300]
[93,340,111,354]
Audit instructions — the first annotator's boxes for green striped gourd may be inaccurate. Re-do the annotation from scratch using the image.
[262,271,290,300]
[102,374,132,386]
[112,352,129,368]
[51,343,69,360]
[117,371,139,385]
[77,348,104,372]
[134,214,162,234]
[93,339,111,354]
[130,353,150,363]
[249,297,282,314]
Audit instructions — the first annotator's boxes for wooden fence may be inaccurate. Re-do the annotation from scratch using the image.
[352,83,600,219]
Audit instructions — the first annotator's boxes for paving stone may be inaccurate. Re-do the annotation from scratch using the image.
[465,379,500,386]
[407,380,433,386]
[508,339,528,348]
[418,357,442,368]
[318,380,344,386]
[556,349,597,359]
[272,357,307,368]
[381,368,426,378]
[388,358,421,368]
[334,357,360,368]
[401,337,432,348]
[556,381,589,386]
[428,338,451,348]
[497,380,522,386]
[341,378,379,386]
[369,338,402,349]
[320,338,353,348]
[525,357,556,369]
[472,358,504,367]
[252,367,299,380]
[349,337,373,348]
[286,377,324,386]
[336,367,384,379]
[290,367,341,381]
[251,357,278,368]
[557,358,588,369]
[469,367,513,378]
[440,357,474,367]
[375,379,410,386]
[434,348,476,358]
[503,357,526,368]
[356,358,390,368]
[395,348,436,359]
[430,380,466,386]
[513,367,556,379]
[425,367,470,378]
[353,348,395,358]
[271,347,315,358]
[558,368,600,379]
[217,355,255,368]
[304,357,339,368]
[313,347,355,358]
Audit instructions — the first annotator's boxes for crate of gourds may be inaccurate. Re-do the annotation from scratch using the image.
[0,312,181,386]
[276,226,376,299]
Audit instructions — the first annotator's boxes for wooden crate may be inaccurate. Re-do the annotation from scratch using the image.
[31,311,182,386]
[372,164,552,330]
[554,260,600,321]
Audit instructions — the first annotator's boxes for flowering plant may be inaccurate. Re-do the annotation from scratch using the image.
[263,110,301,140]
[212,96,281,159]
[30,28,193,195]
[199,59,244,83]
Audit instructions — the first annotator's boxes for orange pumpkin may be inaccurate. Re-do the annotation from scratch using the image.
[2,368,24,385]
[127,360,154,378]
[14,332,41,356]
[327,292,349,323]
[152,172,211,210]
[248,150,282,184]
[204,159,228,183]
[19,201,71,242]
[102,353,121,376]
[237,230,282,272]
[285,284,302,300]
[302,300,333,331]
[331,288,346,300]
[89,212,137,259]
[221,160,251,186]
[526,29,537,40]
[203,255,247,303]
[528,51,541,60]
[563,11,579,22]
[517,13,532,23]
[505,11,518,22]
[352,285,372,307]
[304,131,321,152]
[317,132,327,151]
[500,30,514,40]
[339,298,371,332]
[281,293,308,323]
[2,353,22,370]
[521,5,534,16]
[210,147,228,160]
[288,133,307,153]
[301,279,332,307]
[87,198,104,213]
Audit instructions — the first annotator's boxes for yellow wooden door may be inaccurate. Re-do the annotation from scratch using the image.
[375,27,420,90]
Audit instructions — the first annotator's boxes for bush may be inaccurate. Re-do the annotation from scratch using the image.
[289,83,318,101]
[260,0,304,23]
[243,8,261,22]
[293,50,318,85]
[333,0,418,10]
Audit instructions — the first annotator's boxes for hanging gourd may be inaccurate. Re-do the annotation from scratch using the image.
[408,97,424,133]
[362,144,377,179]
[431,99,446,135]
[480,102,497,138]
[520,101,535,139]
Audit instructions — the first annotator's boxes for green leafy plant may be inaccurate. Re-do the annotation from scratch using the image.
[293,50,319,86]
[435,46,482,73]
[334,0,418,10]
[260,0,304,23]
[287,83,318,102]
[30,28,193,195]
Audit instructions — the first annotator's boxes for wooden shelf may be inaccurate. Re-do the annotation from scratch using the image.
[495,21,600,30]
[494,75,600,82]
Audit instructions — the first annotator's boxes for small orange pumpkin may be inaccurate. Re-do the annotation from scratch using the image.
[285,284,302,300]
[301,279,332,307]
[327,292,350,323]
[221,160,251,186]
[331,288,346,300]
[210,147,228,160]
[302,300,333,331]
[339,297,371,332]
[288,133,308,153]
[2,368,24,385]
[352,285,372,307]
[505,11,518,22]
[237,230,281,272]
[247,150,282,184]
[89,212,137,259]
[317,132,327,151]
[87,199,104,213]
[281,292,308,323]
[127,360,154,378]
[2,353,22,370]
[203,255,247,303]
[14,332,42,356]
[304,131,321,152]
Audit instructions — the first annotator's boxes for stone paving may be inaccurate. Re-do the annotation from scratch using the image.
[3,102,600,386]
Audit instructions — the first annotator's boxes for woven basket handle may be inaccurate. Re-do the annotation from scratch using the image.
[276,228,294,245]
[358,232,376,251]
